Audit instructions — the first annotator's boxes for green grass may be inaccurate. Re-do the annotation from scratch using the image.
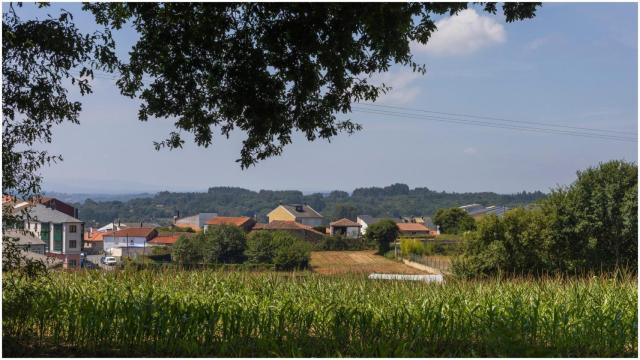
[3,270,637,357]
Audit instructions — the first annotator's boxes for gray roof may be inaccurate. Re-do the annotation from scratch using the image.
[280,204,323,218]
[23,204,82,223]
[3,229,45,246]
[357,215,402,225]
[121,222,160,228]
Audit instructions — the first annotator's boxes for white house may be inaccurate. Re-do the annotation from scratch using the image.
[356,215,402,236]
[102,227,158,255]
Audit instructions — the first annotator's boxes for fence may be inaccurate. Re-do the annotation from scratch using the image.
[406,253,452,273]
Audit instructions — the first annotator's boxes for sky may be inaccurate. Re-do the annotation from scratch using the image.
[13,3,638,194]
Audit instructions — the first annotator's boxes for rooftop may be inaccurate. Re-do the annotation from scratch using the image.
[330,218,361,227]
[206,216,254,226]
[279,204,323,218]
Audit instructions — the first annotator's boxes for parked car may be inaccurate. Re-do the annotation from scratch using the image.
[102,256,117,266]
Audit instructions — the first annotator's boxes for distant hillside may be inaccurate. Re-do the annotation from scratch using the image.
[75,184,546,227]
[43,191,155,203]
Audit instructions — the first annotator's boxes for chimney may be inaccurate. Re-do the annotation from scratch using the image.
[140,221,143,227]
[173,215,178,225]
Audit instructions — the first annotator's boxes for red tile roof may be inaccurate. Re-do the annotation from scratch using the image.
[206,216,253,226]
[397,223,430,232]
[84,231,107,242]
[330,218,361,227]
[106,227,157,238]
[149,232,196,245]
[253,221,324,235]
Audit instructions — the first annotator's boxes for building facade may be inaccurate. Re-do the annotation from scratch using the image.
[267,204,323,227]
[23,204,84,268]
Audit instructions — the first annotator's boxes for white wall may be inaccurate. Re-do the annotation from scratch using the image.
[103,235,148,252]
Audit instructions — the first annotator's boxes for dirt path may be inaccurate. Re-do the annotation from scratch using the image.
[310,250,431,275]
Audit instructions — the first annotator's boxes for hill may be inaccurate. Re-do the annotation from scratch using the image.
[75,184,546,227]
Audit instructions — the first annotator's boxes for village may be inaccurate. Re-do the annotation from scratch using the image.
[2,194,506,272]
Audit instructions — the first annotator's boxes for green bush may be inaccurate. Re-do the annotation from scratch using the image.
[201,225,247,264]
[315,235,370,251]
[244,231,311,270]
[400,239,425,256]
[273,237,311,270]
[365,220,399,254]
[245,231,278,264]
[172,235,202,265]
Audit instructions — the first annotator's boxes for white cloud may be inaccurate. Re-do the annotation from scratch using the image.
[367,70,423,105]
[412,9,506,56]
[463,147,478,155]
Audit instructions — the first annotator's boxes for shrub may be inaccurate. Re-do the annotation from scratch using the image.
[172,235,202,265]
[271,232,311,270]
[244,231,311,270]
[201,225,247,264]
[315,235,369,251]
[365,219,399,254]
[434,207,476,234]
[400,239,425,256]
[245,231,278,264]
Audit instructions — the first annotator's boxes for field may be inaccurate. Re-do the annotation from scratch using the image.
[3,270,637,357]
[310,250,428,275]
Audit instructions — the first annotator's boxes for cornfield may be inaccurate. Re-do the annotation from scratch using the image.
[3,270,637,357]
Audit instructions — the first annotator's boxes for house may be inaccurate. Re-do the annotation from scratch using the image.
[328,218,361,238]
[3,229,46,255]
[148,232,196,246]
[253,220,325,242]
[356,215,402,236]
[102,227,158,257]
[174,213,217,231]
[97,221,161,232]
[205,216,256,232]
[21,204,84,268]
[267,204,323,227]
[83,229,107,254]
[397,222,431,236]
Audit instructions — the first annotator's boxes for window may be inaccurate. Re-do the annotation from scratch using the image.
[69,225,77,233]
[68,259,77,267]
[40,223,50,241]
[69,240,77,249]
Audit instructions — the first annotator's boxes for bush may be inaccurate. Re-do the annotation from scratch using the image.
[201,225,247,264]
[244,231,311,270]
[365,220,399,254]
[245,231,278,264]
[315,235,370,251]
[434,207,476,234]
[172,235,202,265]
[273,237,311,270]
[400,239,425,256]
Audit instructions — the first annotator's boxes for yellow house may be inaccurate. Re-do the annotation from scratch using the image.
[267,204,324,227]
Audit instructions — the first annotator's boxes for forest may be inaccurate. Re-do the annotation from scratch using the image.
[75,184,545,227]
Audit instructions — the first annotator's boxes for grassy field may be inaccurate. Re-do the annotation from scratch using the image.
[310,250,428,275]
[3,270,636,357]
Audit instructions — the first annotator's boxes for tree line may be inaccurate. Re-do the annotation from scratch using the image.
[75,185,545,227]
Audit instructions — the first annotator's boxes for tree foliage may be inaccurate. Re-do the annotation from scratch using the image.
[171,235,201,265]
[201,225,247,264]
[83,2,539,168]
[454,160,638,277]
[365,219,399,254]
[434,207,476,234]
[245,230,310,270]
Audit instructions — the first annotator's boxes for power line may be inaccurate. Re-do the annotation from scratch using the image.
[351,107,637,143]
[358,102,633,136]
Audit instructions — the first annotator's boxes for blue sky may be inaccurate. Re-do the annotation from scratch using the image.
[14,3,638,194]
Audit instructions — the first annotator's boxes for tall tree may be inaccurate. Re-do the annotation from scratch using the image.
[84,2,539,168]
